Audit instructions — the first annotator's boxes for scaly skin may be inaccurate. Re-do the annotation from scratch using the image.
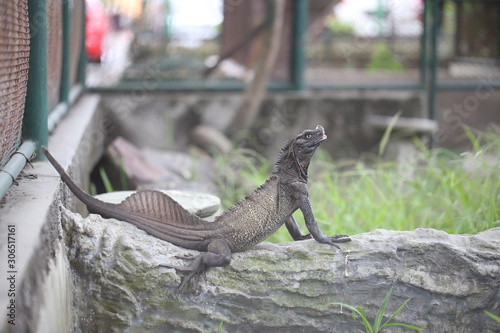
[42,125,351,292]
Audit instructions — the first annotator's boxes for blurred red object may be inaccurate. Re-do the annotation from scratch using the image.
[86,0,108,61]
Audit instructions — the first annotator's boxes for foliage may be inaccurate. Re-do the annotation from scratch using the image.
[328,288,424,332]
[366,42,405,72]
[99,167,115,193]
[214,128,500,242]
[325,16,356,37]
[485,311,500,323]
[213,148,270,209]
[91,158,129,194]
[378,110,401,156]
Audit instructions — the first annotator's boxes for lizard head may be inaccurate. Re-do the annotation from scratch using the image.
[276,125,327,180]
[294,125,327,159]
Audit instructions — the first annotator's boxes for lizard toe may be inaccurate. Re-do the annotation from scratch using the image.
[330,234,350,239]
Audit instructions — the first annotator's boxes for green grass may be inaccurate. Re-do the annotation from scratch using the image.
[485,311,500,323]
[329,287,424,332]
[215,129,500,242]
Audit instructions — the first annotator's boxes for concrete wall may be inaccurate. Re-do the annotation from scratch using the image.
[0,94,104,333]
[100,90,423,159]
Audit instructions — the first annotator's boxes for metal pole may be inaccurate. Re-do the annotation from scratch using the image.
[428,0,440,123]
[77,0,87,85]
[60,0,71,105]
[24,0,48,159]
[420,0,428,87]
[425,0,441,148]
[293,0,308,91]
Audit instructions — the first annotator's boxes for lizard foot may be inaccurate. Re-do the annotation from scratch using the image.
[296,234,313,241]
[159,256,207,293]
[160,240,232,293]
[318,234,351,249]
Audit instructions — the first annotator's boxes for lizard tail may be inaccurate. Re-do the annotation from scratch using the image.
[42,146,108,214]
[43,146,220,250]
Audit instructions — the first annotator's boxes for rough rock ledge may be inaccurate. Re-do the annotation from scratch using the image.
[62,209,500,333]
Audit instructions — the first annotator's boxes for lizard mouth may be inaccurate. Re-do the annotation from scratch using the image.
[316,125,327,143]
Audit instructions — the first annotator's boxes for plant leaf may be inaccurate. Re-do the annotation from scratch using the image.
[329,302,373,332]
[217,320,224,333]
[385,322,425,330]
[99,167,114,193]
[374,288,393,331]
[378,111,402,156]
[463,125,482,153]
[485,311,500,323]
[356,306,367,319]
[381,298,411,329]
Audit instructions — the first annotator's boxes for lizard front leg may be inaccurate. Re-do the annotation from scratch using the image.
[292,183,351,248]
[285,215,312,241]
[160,239,232,292]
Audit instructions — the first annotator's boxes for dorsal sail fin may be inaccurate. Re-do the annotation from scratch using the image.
[118,190,208,229]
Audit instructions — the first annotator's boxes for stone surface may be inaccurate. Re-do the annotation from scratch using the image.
[191,125,233,155]
[101,91,424,159]
[103,136,171,188]
[142,146,218,194]
[99,136,218,194]
[63,208,500,333]
[94,190,221,218]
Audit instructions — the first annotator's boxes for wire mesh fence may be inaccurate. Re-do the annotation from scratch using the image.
[0,0,30,167]
[47,0,63,110]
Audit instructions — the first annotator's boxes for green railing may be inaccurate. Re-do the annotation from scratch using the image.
[0,0,85,199]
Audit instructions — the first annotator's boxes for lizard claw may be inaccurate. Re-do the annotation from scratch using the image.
[318,234,351,249]
[297,233,313,241]
[173,255,196,261]
[159,257,207,293]
[329,234,351,241]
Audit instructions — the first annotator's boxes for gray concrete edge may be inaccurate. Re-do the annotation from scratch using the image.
[0,93,104,332]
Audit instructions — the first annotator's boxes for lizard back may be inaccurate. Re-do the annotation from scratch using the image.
[214,175,297,252]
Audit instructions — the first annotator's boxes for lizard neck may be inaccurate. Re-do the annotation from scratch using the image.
[276,141,309,184]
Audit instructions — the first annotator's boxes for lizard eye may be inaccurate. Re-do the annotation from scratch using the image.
[305,133,312,139]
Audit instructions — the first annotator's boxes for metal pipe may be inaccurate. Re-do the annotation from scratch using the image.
[48,84,84,133]
[24,0,48,159]
[0,141,37,199]
[437,81,500,90]
[47,103,68,133]
[309,82,423,90]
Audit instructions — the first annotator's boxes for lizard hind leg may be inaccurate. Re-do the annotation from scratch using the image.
[160,239,232,292]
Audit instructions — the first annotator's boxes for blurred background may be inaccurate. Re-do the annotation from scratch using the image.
[83,0,500,152]
[1,0,500,188]
[0,0,500,164]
